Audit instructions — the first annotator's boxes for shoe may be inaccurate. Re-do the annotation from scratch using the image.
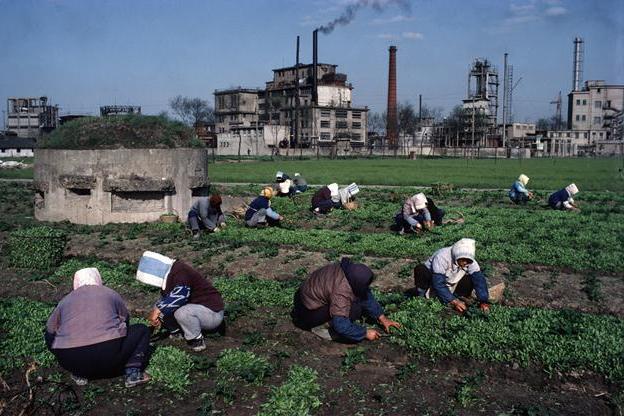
[187,336,206,352]
[398,228,405,235]
[192,231,200,239]
[169,329,183,340]
[124,368,150,388]
[310,325,332,341]
[71,374,88,386]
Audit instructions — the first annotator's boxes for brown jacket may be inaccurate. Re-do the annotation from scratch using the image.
[299,263,356,318]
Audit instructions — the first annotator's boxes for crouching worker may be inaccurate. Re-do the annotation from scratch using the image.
[508,174,533,204]
[45,268,151,387]
[188,194,226,238]
[395,193,432,234]
[413,238,489,314]
[137,251,225,352]
[311,183,341,214]
[291,257,401,342]
[245,187,283,227]
[293,173,308,193]
[548,183,580,211]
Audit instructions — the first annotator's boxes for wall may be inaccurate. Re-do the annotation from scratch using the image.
[34,148,209,225]
[0,148,34,157]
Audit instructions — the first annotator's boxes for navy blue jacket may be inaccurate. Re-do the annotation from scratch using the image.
[548,188,570,209]
[245,196,270,221]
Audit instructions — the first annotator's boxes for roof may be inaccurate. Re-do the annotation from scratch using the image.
[214,87,260,95]
[0,136,37,149]
[272,63,337,72]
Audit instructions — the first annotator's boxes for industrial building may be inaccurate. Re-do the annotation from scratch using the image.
[214,30,368,155]
[6,97,58,138]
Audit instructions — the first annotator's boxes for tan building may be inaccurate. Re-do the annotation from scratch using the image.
[214,88,260,133]
[6,97,58,138]
[505,123,536,139]
[567,80,624,140]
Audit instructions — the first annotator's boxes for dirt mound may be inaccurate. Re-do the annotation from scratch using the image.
[39,114,203,149]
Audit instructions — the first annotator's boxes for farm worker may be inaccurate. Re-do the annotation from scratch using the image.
[277,178,294,197]
[275,171,290,183]
[548,183,580,211]
[137,251,225,352]
[187,194,226,238]
[425,196,446,226]
[293,173,308,193]
[311,184,341,214]
[45,268,151,388]
[245,187,283,227]
[291,257,401,342]
[395,193,432,234]
[413,238,490,314]
[337,183,360,209]
[508,174,534,204]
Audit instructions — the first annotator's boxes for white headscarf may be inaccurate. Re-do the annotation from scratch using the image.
[518,174,529,186]
[73,268,103,290]
[566,183,579,196]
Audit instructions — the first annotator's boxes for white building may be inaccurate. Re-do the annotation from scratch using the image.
[0,136,36,157]
[567,80,624,140]
[6,97,58,138]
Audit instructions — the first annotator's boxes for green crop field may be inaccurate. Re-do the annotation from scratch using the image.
[210,157,624,191]
[0,172,623,415]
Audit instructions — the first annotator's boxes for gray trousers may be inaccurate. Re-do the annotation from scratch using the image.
[173,304,224,340]
[188,214,225,232]
[245,208,267,227]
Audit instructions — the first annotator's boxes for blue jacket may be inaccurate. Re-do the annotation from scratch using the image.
[548,188,570,209]
[508,180,529,199]
[331,289,384,342]
[245,196,270,221]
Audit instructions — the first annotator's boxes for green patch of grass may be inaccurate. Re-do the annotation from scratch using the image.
[258,365,322,416]
[147,346,193,394]
[391,298,624,382]
[51,259,154,293]
[215,349,271,404]
[454,373,483,408]
[214,275,296,317]
[0,298,55,374]
[341,347,367,372]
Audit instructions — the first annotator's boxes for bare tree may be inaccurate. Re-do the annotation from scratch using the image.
[367,111,386,135]
[398,102,418,137]
[169,96,215,126]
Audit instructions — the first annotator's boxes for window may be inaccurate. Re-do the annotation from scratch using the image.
[576,99,580,105]
[352,111,361,119]
[584,133,588,138]
[351,133,362,141]
[599,132,604,138]
[320,120,330,128]
[595,101,602,108]
[352,122,361,129]
[566,132,570,138]
[576,115,580,121]
[336,121,348,129]
[16,149,21,153]
[320,109,331,118]
[607,100,612,108]
[335,109,347,118]
[597,88,601,93]
[66,188,91,197]
[593,117,601,124]
[575,132,579,139]
[582,99,587,105]
[320,132,331,141]
[581,115,586,121]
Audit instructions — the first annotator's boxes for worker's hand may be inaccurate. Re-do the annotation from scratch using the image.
[148,308,161,328]
[378,315,401,333]
[365,329,381,341]
[220,222,227,228]
[528,192,534,200]
[449,299,467,314]
[278,215,284,221]
[479,303,490,314]
[213,227,220,233]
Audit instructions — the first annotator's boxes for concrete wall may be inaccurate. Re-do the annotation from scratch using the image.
[34,148,209,225]
[0,148,34,157]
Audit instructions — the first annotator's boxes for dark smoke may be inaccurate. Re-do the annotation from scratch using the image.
[318,0,411,34]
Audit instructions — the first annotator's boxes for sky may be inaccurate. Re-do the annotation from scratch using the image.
[1,0,622,125]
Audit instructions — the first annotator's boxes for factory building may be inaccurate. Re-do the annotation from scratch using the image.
[6,97,58,138]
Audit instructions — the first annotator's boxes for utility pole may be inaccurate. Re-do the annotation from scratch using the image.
[295,35,301,158]
[502,52,508,149]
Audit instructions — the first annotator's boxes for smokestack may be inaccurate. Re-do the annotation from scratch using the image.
[312,30,318,105]
[572,37,584,91]
[386,45,398,147]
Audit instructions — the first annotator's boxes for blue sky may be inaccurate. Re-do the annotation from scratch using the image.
[1,0,622,124]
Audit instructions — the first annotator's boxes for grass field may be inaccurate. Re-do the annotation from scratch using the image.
[0,157,34,180]
[210,158,624,191]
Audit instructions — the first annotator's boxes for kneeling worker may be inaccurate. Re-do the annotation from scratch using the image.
[245,187,283,227]
[137,251,225,352]
[508,174,533,204]
[395,192,432,234]
[311,183,341,214]
[548,183,580,211]
[292,257,400,342]
[188,194,226,238]
[413,238,490,313]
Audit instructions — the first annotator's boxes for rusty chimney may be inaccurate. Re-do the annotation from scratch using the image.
[386,45,398,147]
[312,29,318,105]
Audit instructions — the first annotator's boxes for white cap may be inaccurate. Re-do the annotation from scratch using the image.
[294,173,300,177]
[451,238,476,264]
[413,193,427,210]
[136,251,175,289]
[518,174,529,186]
[566,183,579,195]
[328,183,339,197]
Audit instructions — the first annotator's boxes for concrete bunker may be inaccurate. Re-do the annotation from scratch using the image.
[34,116,209,225]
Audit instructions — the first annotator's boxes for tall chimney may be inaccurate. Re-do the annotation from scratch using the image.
[572,37,584,91]
[386,45,398,147]
[312,30,318,105]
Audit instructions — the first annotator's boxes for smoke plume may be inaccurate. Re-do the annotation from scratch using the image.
[318,0,411,34]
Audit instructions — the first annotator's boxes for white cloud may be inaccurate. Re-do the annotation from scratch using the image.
[377,33,400,40]
[402,31,424,40]
[372,14,414,25]
[544,6,567,16]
